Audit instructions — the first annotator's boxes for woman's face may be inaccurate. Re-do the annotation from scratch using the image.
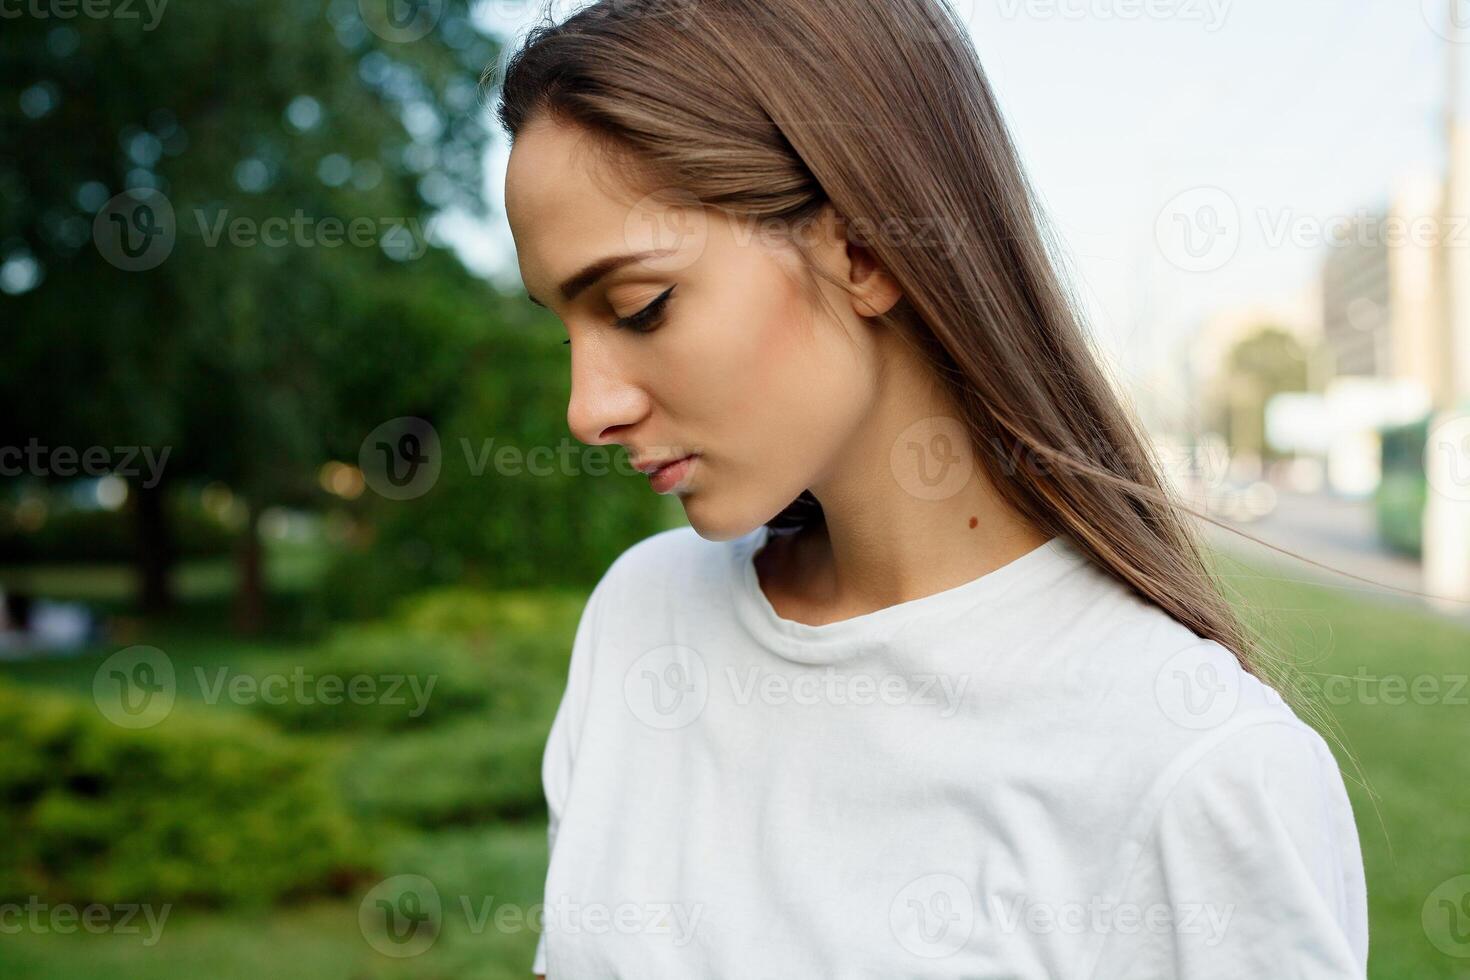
[505,117,901,541]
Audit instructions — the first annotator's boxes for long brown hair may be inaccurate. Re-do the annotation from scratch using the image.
[489,0,1303,693]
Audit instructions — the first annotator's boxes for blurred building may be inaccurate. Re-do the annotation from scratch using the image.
[1425,105,1470,606]
[1447,119,1470,407]
[1320,207,1390,379]
[1302,150,1470,500]
[1319,172,1447,403]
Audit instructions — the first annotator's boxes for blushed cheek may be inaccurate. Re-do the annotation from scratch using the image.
[733,285,816,427]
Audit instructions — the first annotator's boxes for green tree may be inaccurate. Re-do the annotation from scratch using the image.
[0,0,498,628]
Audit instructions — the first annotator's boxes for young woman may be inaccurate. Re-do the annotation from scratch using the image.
[495,0,1369,975]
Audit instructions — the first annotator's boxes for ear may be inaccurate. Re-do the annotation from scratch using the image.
[830,210,903,319]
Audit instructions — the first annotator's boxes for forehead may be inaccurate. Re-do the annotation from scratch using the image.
[505,120,652,295]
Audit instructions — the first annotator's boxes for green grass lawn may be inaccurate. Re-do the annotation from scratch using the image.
[0,823,549,980]
[0,544,1466,978]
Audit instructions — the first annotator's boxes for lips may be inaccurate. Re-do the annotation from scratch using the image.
[646,454,697,494]
[633,450,697,474]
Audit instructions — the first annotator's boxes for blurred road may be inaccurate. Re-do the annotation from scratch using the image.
[1198,489,1460,620]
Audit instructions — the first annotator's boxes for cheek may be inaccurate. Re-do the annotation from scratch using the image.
[689,281,871,468]
[678,279,812,431]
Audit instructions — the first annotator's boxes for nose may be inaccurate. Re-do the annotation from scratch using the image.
[565,341,650,449]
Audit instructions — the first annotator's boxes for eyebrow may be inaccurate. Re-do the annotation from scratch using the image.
[525,249,672,309]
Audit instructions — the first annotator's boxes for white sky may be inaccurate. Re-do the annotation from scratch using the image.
[442,0,1467,402]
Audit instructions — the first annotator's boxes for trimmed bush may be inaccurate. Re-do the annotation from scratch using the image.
[243,626,491,733]
[0,680,373,908]
[341,717,547,828]
[393,586,585,648]
[332,587,587,827]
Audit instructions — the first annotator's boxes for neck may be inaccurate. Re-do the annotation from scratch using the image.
[777,341,1051,620]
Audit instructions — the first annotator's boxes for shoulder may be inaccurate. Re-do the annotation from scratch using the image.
[1020,548,1292,728]
[1087,708,1368,976]
[1138,681,1346,819]
[1016,551,1341,797]
[1099,685,1368,975]
[1096,624,1327,793]
[1088,625,1362,918]
[1063,587,1369,970]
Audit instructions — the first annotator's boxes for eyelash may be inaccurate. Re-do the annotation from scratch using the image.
[562,286,675,344]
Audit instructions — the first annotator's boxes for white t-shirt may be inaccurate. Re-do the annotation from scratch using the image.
[531,524,1369,978]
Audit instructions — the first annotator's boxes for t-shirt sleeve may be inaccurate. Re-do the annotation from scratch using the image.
[531,577,608,976]
[1090,715,1369,978]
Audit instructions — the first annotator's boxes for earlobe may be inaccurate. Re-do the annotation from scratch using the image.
[854,295,901,318]
[852,270,903,318]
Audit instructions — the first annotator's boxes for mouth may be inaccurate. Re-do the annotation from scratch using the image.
[643,454,699,495]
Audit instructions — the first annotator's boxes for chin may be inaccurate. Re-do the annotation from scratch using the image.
[677,494,776,543]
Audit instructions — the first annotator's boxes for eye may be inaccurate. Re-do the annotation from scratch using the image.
[612,285,675,333]
[560,285,676,348]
